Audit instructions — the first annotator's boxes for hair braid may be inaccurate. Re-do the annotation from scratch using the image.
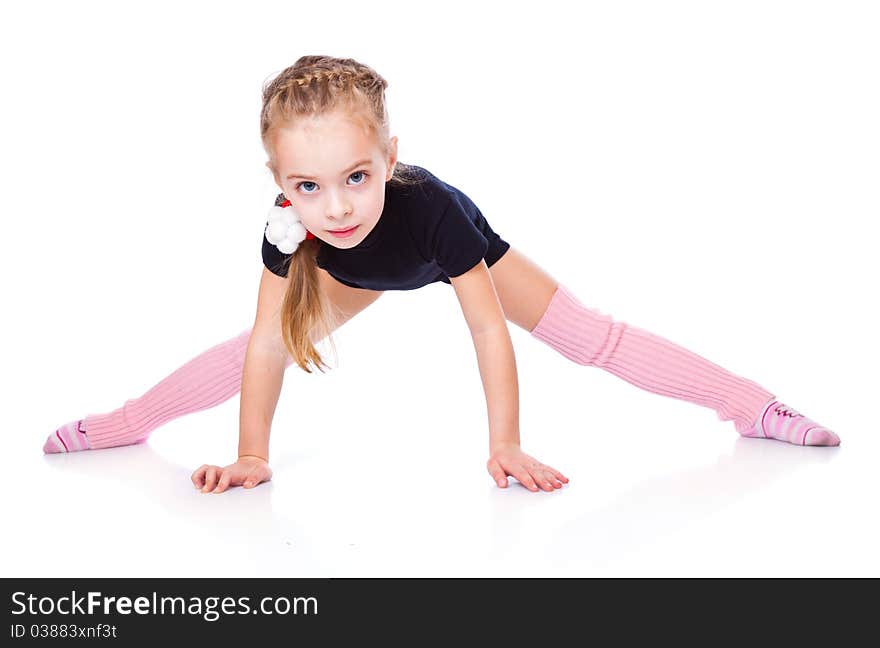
[258,55,423,374]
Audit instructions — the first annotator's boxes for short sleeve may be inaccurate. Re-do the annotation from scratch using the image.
[261,192,294,277]
[431,192,490,278]
[261,222,292,277]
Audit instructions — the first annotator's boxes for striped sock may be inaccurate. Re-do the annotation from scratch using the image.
[530,284,841,446]
[740,399,840,446]
[43,419,92,454]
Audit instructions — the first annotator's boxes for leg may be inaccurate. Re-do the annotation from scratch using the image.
[44,270,383,452]
[487,246,839,446]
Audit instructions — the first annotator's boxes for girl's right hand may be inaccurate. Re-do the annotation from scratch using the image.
[191,456,272,494]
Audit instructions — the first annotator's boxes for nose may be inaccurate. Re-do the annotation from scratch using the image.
[325,189,353,221]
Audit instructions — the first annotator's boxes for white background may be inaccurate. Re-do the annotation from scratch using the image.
[2,0,877,577]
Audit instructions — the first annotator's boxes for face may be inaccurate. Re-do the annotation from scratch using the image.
[268,110,398,249]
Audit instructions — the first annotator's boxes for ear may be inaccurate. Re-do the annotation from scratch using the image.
[386,136,399,181]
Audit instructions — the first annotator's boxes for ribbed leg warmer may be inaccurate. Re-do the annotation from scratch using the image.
[81,327,293,449]
[530,284,775,434]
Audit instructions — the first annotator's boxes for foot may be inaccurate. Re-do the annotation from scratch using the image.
[43,419,92,454]
[740,399,840,446]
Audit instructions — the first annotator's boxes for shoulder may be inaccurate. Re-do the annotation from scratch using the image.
[396,166,489,277]
[390,164,447,203]
[393,165,471,226]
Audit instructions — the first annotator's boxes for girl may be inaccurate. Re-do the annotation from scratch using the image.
[43,55,841,494]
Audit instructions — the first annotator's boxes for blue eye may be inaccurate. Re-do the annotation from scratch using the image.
[296,171,368,194]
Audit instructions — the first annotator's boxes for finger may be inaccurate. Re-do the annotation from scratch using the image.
[202,466,218,492]
[212,470,232,494]
[243,466,267,488]
[486,459,508,488]
[541,469,562,490]
[529,467,554,491]
[547,467,569,483]
[194,464,211,488]
[537,468,562,489]
[514,469,539,492]
[192,465,209,489]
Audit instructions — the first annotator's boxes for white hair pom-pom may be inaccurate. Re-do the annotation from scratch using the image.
[265,203,309,255]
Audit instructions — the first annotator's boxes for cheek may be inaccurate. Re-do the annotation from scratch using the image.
[367,190,385,215]
[295,210,320,230]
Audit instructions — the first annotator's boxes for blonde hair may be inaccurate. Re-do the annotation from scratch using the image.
[260,55,423,374]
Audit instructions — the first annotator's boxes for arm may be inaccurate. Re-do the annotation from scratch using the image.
[448,260,520,453]
[449,260,569,492]
[193,266,289,493]
[238,266,292,462]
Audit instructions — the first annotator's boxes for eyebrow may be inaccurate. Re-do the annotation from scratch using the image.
[286,158,372,181]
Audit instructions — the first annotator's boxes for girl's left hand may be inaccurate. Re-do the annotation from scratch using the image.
[486,443,569,492]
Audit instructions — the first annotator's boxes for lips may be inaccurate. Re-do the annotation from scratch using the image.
[328,226,356,233]
[327,225,359,238]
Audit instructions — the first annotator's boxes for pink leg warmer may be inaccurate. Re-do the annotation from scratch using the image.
[81,327,293,449]
[530,284,775,434]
